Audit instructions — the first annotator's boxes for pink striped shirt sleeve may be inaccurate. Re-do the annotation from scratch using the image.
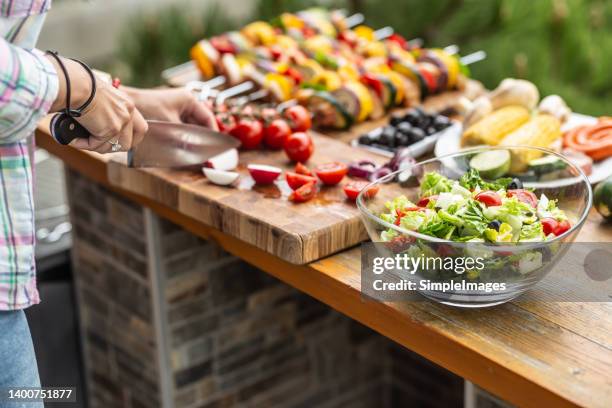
[0,38,58,143]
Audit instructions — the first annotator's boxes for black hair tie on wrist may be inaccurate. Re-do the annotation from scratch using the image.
[46,51,97,144]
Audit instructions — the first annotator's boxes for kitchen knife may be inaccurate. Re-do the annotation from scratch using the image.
[50,114,240,168]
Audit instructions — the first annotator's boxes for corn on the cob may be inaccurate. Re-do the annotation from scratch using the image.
[500,113,562,172]
[461,105,530,146]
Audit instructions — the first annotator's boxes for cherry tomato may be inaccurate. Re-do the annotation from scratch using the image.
[474,191,502,207]
[554,219,571,236]
[295,162,313,176]
[541,218,558,236]
[289,182,316,203]
[283,105,312,132]
[230,118,264,150]
[285,172,318,191]
[263,119,291,150]
[216,112,236,134]
[507,189,538,208]
[343,181,380,202]
[284,132,314,163]
[417,195,438,207]
[314,162,348,185]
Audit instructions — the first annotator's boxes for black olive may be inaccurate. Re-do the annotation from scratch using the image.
[403,110,420,125]
[508,178,523,189]
[409,127,426,142]
[380,131,396,147]
[488,220,502,231]
[433,115,451,130]
[358,134,372,145]
[397,133,410,146]
[397,122,412,135]
[426,126,437,135]
[390,113,404,127]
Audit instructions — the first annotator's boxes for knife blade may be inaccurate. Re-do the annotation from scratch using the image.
[50,114,240,168]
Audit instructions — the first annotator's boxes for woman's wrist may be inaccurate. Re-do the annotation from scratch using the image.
[46,55,93,113]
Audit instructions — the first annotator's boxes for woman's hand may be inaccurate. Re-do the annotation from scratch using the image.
[46,56,148,153]
[123,88,218,131]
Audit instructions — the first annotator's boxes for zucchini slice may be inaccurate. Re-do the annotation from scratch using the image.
[332,86,361,122]
[307,91,354,129]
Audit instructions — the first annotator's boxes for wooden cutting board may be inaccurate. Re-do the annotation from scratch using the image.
[107,132,387,264]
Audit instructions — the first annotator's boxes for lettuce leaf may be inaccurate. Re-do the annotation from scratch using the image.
[420,172,453,197]
[459,168,512,191]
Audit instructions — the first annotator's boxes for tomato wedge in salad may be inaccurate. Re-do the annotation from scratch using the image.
[507,189,538,208]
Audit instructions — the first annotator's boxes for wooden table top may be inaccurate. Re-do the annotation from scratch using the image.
[36,108,612,407]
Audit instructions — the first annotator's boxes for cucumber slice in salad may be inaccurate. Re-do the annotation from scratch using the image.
[527,155,567,175]
[469,150,511,179]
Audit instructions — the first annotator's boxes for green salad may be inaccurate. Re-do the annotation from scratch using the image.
[380,169,572,243]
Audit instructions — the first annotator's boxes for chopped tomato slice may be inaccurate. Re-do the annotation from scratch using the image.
[417,195,438,207]
[541,218,558,236]
[295,162,313,176]
[289,182,316,203]
[314,162,348,185]
[343,181,380,202]
[474,191,502,207]
[554,219,571,236]
[285,171,317,191]
[507,189,538,208]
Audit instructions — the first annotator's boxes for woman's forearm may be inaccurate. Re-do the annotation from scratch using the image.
[45,55,94,113]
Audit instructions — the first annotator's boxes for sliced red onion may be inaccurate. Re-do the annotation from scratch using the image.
[348,160,378,179]
[370,166,393,181]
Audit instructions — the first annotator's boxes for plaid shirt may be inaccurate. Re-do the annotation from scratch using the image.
[0,0,58,310]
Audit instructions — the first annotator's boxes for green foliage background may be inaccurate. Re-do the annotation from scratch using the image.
[117,0,611,115]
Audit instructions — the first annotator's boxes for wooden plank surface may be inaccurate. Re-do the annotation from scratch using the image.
[36,129,612,407]
[106,132,387,264]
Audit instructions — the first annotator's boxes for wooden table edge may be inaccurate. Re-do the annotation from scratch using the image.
[35,130,599,408]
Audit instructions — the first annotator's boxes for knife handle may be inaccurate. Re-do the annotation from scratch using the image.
[50,113,90,145]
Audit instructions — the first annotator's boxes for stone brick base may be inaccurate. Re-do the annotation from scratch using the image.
[66,169,463,408]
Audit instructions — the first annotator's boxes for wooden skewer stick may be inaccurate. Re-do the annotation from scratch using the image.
[216,81,254,105]
[344,13,365,28]
[374,26,394,41]
[443,44,459,55]
[460,50,487,65]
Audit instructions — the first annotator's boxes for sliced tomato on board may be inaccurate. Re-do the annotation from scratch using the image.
[314,162,348,185]
[295,162,313,176]
[285,172,318,190]
[289,182,316,203]
[343,181,380,201]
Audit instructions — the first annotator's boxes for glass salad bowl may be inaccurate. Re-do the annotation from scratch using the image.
[357,146,592,307]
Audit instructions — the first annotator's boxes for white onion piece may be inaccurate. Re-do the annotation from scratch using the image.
[203,168,240,186]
